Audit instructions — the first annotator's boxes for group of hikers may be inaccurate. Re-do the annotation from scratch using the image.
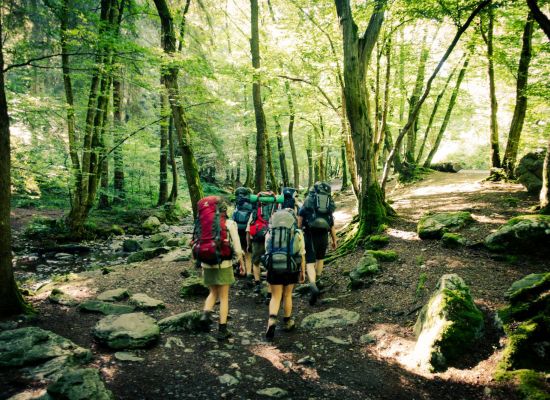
[190,182,337,341]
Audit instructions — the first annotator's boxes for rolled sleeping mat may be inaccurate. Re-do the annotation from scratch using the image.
[249,194,284,204]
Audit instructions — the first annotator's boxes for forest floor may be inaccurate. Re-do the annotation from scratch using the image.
[3,170,550,400]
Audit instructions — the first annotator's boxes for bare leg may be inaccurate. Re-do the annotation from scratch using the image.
[268,285,283,317]
[245,253,252,275]
[218,285,230,324]
[282,285,294,318]
[253,263,261,281]
[315,259,324,277]
[306,263,316,284]
[204,285,219,312]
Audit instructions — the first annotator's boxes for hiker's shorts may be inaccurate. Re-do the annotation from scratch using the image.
[304,228,329,263]
[251,241,265,265]
[238,229,248,252]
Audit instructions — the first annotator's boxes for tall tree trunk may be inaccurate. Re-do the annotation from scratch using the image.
[340,140,349,190]
[243,135,253,188]
[416,65,457,164]
[250,0,267,192]
[540,138,550,214]
[284,81,299,188]
[167,116,178,203]
[335,0,388,237]
[486,1,501,168]
[424,56,470,167]
[502,12,534,178]
[112,75,125,204]
[341,88,359,197]
[274,116,289,187]
[265,131,277,190]
[307,130,314,189]
[154,0,203,217]
[158,81,169,206]
[0,13,30,317]
[526,0,550,40]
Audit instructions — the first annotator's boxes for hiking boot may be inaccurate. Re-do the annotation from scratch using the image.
[245,274,255,288]
[199,311,212,332]
[265,316,278,342]
[253,281,262,294]
[309,283,320,306]
[216,324,232,341]
[282,317,295,332]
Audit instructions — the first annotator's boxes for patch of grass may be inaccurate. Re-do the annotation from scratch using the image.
[415,273,428,298]
[503,196,520,208]
[416,255,425,266]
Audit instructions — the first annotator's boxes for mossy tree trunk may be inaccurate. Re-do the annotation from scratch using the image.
[284,81,299,188]
[167,117,178,203]
[274,116,289,187]
[158,78,169,206]
[112,74,125,204]
[265,131,277,190]
[502,12,534,178]
[306,130,314,189]
[540,138,550,214]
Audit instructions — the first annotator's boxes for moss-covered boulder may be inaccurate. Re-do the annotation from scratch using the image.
[158,310,203,333]
[180,275,209,297]
[366,250,398,262]
[93,312,159,349]
[122,239,141,253]
[96,288,129,302]
[127,247,170,263]
[516,150,545,195]
[485,215,550,253]
[46,368,114,400]
[417,211,474,240]
[413,274,484,372]
[142,216,161,233]
[48,288,79,307]
[366,235,389,249]
[78,300,135,315]
[349,253,379,289]
[441,233,467,248]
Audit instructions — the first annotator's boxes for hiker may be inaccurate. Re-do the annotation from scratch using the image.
[232,187,254,282]
[246,191,278,296]
[298,182,337,305]
[263,208,306,341]
[192,195,245,340]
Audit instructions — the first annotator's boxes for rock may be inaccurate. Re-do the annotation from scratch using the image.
[150,233,172,246]
[142,216,161,233]
[417,211,474,240]
[96,288,129,302]
[484,215,550,253]
[301,308,360,330]
[111,224,125,236]
[166,238,183,247]
[366,249,398,262]
[349,254,379,289]
[325,336,351,345]
[114,352,144,362]
[359,334,377,344]
[48,289,79,307]
[516,150,545,194]
[129,293,165,309]
[366,234,389,249]
[441,232,467,248]
[219,373,239,386]
[54,253,73,260]
[126,247,170,263]
[429,162,463,173]
[46,368,113,400]
[158,310,203,333]
[93,312,160,349]
[256,387,289,398]
[413,274,484,372]
[294,284,310,295]
[296,355,315,365]
[79,300,135,315]
[208,350,232,358]
[0,327,91,381]
[0,320,18,331]
[122,239,141,253]
[180,276,209,297]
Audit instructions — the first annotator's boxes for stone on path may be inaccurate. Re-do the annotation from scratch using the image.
[256,387,289,398]
[485,215,550,253]
[96,288,129,302]
[413,274,483,372]
[114,351,144,362]
[0,327,91,381]
[349,253,379,289]
[158,310,202,333]
[93,312,160,349]
[48,288,79,307]
[325,336,351,345]
[219,373,239,386]
[417,211,474,240]
[129,293,165,309]
[46,368,113,400]
[127,247,170,263]
[79,300,135,315]
[301,308,360,330]
[180,276,209,297]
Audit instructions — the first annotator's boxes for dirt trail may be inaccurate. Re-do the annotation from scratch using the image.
[4,171,548,400]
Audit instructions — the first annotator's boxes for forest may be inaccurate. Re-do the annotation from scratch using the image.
[0,0,549,399]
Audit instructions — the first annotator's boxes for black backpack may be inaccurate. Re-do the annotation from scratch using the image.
[232,187,253,231]
[263,210,301,275]
[304,182,335,230]
[282,187,297,210]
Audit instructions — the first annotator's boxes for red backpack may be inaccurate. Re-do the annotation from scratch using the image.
[192,196,233,265]
[248,191,277,242]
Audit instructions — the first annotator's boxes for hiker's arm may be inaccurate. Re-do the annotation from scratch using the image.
[297,216,303,228]
[330,226,337,250]
[300,255,306,283]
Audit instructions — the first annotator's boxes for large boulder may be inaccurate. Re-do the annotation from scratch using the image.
[180,276,209,297]
[129,293,165,309]
[45,368,114,400]
[126,247,170,263]
[417,211,474,240]
[516,150,546,194]
[158,310,203,333]
[48,289,79,307]
[301,308,360,330]
[142,216,161,233]
[93,312,159,350]
[122,239,141,253]
[96,288,129,302]
[412,274,484,372]
[0,327,91,381]
[485,215,550,253]
[349,253,379,289]
[429,162,463,173]
[78,300,135,315]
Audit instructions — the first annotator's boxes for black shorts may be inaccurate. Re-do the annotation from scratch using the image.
[267,271,299,286]
[238,230,248,252]
[304,228,329,263]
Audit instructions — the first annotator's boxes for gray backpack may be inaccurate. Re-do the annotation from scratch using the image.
[306,182,335,230]
[264,210,301,275]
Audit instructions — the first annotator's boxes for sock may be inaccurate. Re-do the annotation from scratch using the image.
[219,323,227,332]
[255,280,261,286]
[283,316,290,323]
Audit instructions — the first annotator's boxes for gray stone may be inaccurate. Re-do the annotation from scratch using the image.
[142,216,161,233]
[296,356,315,365]
[158,310,202,333]
[516,150,545,194]
[180,276,209,297]
[417,211,474,240]
[122,239,141,253]
[325,336,351,345]
[48,289,79,307]
[46,368,113,400]
[485,215,550,253]
[129,293,165,309]
[208,350,232,358]
[219,373,239,386]
[93,312,160,349]
[79,300,135,315]
[413,274,483,372]
[114,352,144,362]
[256,387,289,398]
[0,327,91,381]
[359,334,377,345]
[301,308,360,330]
[349,253,379,289]
[127,247,170,263]
[96,288,129,302]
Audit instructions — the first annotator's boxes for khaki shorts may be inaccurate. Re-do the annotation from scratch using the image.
[251,241,265,265]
